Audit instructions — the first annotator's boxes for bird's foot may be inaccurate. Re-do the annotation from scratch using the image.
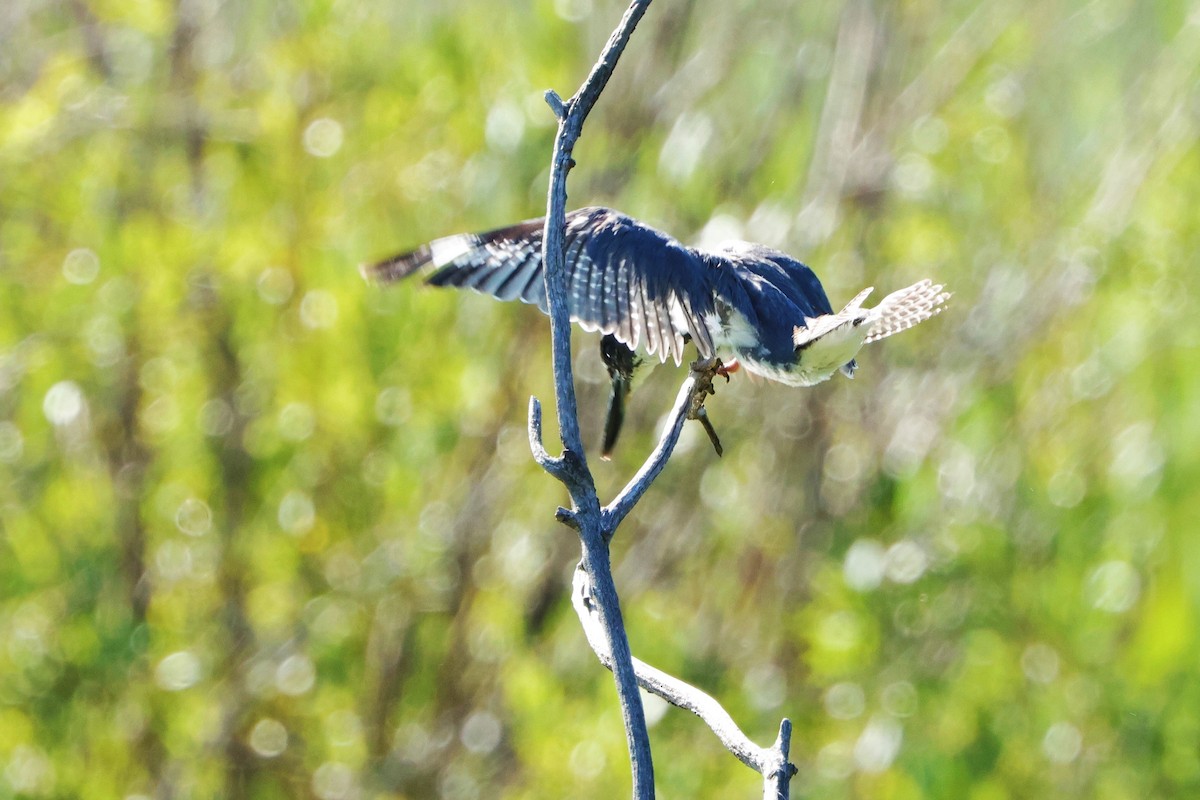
[690,356,723,379]
[687,357,725,457]
[687,357,721,410]
[715,357,740,382]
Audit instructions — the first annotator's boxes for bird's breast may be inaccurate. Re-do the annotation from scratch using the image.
[705,305,761,352]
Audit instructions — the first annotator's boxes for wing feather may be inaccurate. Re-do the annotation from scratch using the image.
[656,290,680,364]
[565,229,592,315]
[638,272,662,358]
[364,208,716,363]
[602,252,620,334]
[614,255,634,345]
[488,249,539,301]
[625,269,644,352]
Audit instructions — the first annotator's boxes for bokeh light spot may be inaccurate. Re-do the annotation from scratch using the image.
[278,490,315,535]
[1021,643,1060,684]
[257,268,294,305]
[155,651,202,691]
[844,539,886,592]
[460,711,502,754]
[275,653,316,696]
[824,682,866,720]
[485,100,525,153]
[569,740,606,780]
[554,0,592,22]
[43,381,85,426]
[882,682,918,718]
[175,497,212,537]
[4,745,55,794]
[1043,721,1082,763]
[1086,560,1140,613]
[816,741,855,781]
[62,248,100,285]
[279,402,316,441]
[300,290,339,329]
[743,663,787,711]
[641,691,669,727]
[854,716,903,773]
[311,761,355,800]
[303,118,344,158]
[249,718,288,758]
[0,421,23,463]
[374,387,412,427]
[885,540,928,584]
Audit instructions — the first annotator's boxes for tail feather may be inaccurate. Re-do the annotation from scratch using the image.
[841,285,875,313]
[863,279,951,344]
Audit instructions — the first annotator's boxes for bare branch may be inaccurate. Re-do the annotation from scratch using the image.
[540,0,656,462]
[761,720,798,800]
[528,2,797,797]
[604,375,697,534]
[527,396,573,485]
[544,89,568,120]
[533,2,657,797]
[572,565,796,796]
[604,354,727,532]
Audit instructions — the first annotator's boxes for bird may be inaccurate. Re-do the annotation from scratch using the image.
[363,206,949,457]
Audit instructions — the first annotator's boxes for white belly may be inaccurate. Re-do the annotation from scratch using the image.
[704,306,866,387]
[789,323,868,385]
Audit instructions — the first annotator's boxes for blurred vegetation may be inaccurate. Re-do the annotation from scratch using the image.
[2,0,1199,798]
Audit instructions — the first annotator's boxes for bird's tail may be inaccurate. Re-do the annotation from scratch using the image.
[864,279,951,344]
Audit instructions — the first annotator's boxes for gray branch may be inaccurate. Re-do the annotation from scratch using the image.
[604,359,722,534]
[604,375,699,535]
[572,565,797,799]
[528,1,797,797]
[533,2,657,797]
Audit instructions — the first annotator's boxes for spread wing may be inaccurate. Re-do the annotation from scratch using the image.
[363,207,716,364]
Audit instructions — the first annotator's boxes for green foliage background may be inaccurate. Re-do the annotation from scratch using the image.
[2,0,1199,797]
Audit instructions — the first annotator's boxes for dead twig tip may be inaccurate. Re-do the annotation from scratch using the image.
[544,89,567,119]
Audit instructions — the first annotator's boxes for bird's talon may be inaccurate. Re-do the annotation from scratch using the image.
[715,357,740,382]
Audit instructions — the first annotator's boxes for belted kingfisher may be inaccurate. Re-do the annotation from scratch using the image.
[364,207,949,457]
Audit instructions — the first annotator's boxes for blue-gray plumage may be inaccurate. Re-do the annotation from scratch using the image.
[363,207,949,455]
